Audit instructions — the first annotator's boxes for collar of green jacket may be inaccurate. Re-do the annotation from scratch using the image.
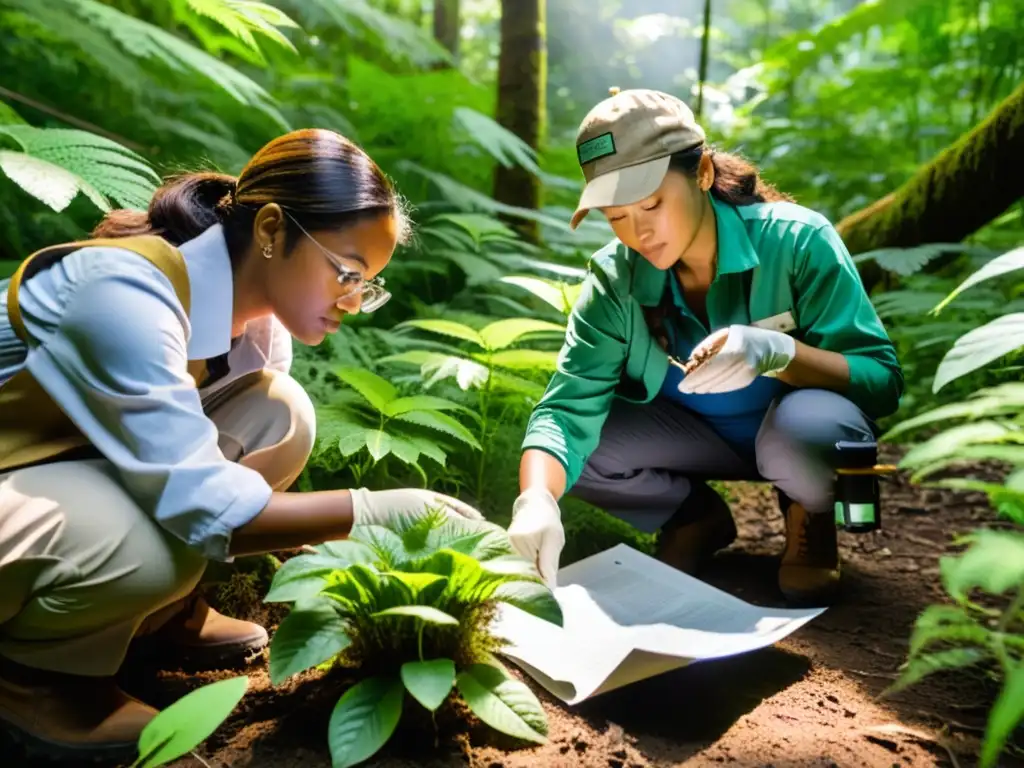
[626,195,760,307]
[523,196,905,491]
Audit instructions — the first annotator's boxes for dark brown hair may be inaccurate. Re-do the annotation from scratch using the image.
[92,129,410,265]
[668,145,792,205]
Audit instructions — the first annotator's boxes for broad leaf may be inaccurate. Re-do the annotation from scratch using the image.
[382,572,449,601]
[136,676,248,768]
[478,318,565,351]
[334,367,397,414]
[323,565,382,608]
[383,395,471,418]
[456,663,548,743]
[483,349,560,371]
[328,676,404,768]
[452,107,541,175]
[899,422,1021,469]
[364,429,393,462]
[314,539,377,568]
[269,598,351,684]
[907,604,987,656]
[492,581,564,626]
[350,525,407,569]
[933,246,1024,314]
[265,554,337,603]
[883,384,1024,439]
[887,648,988,694]
[337,426,374,458]
[940,529,1024,601]
[373,605,459,626]
[933,314,1024,392]
[981,664,1024,767]
[427,519,516,561]
[501,275,582,315]
[399,319,484,348]
[394,410,481,450]
[401,658,456,712]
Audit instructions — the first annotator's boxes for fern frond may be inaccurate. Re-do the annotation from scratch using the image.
[283,0,449,68]
[175,0,300,62]
[9,0,275,107]
[452,108,541,175]
[0,126,159,212]
[0,102,26,125]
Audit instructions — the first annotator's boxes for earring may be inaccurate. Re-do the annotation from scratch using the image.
[262,243,273,259]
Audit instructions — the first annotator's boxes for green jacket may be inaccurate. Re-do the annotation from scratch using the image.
[521,196,903,489]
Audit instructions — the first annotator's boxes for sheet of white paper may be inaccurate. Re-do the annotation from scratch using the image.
[491,544,825,704]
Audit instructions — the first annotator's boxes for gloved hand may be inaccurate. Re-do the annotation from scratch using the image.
[679,324,795,394]
[509,488,565,588]
[350,487,484,528]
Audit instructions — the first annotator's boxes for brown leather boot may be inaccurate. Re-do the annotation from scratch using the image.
[0,655,156,762]
[778,501,841,605]
[132,592,268,670]
[656,481,738,574]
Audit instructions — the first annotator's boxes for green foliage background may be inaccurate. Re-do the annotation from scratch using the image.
[1,0,1023,763]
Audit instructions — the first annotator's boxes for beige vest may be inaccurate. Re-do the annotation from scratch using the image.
[1,236,208,472]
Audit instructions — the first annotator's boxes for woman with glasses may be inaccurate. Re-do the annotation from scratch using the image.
[0,128,484,761]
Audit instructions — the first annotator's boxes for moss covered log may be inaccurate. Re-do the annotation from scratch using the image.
[493,0,547,241]
[837,81,1024,288]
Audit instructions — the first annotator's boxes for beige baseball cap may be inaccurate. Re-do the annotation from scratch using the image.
[570,88,706,230]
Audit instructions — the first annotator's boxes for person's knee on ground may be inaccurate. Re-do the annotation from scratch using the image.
[755,389,875,605]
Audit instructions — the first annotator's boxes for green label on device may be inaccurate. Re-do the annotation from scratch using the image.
[836,502,876,525]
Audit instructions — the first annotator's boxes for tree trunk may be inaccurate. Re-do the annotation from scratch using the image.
[432,0,460,59]
[493,0,547,241]
[695,0,712,118]
[838,81,1024,289]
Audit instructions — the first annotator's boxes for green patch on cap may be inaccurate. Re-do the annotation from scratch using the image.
[577,132,616,165]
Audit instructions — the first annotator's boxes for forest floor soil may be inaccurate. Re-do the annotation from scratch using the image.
[15,447,1024,768]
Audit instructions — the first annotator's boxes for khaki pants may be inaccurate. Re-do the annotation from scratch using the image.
[0,370,315,676]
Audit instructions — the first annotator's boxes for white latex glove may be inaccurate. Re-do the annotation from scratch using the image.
[509,488,565,588]
[350,487,484,528]
[679,324,796,395]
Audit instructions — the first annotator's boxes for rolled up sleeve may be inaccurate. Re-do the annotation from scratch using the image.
[25,265,271,561]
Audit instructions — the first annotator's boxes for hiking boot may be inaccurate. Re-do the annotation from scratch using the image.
[132,592,268,670]
[0,655,156,762]
[656,481,738,574]
[778,501,841,605]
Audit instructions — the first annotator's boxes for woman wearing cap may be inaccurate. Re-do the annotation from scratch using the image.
[0,128,484,761]
[507,89,902,606]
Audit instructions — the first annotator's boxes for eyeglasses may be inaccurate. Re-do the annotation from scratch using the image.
[283,211,392,313]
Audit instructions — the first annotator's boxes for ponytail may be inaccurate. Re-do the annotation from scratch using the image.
[668,146,792,206]
[91,172,237,246]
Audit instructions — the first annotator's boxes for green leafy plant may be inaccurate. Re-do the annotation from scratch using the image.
[883,245,1024,766]
[382,315,563,497]
[315,366,482,485]
[260,512,557,768]
[132,675,248,767]
[265,510,562,768]
[883,529,1024,767]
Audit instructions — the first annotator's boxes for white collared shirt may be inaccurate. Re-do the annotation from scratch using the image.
[0,224,292,561]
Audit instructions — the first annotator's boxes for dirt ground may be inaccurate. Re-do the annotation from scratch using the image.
[16,448,1024,768]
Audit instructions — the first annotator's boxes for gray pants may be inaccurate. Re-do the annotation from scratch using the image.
[570,389,875,533]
